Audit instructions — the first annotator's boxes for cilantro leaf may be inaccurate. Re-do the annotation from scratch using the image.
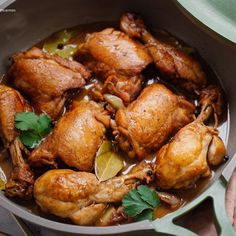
[15,112,52,148]
[135,209,153,221]
[15,112,39,131]
[37,114,52,136]
[122,185,160,221]
[137,185,160,208]
[19,131,41,148]
[122,189,152,217]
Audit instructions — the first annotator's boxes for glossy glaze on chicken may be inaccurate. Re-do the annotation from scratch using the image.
[0,13,228,226]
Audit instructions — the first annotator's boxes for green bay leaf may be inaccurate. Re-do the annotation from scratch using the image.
[0,167,6,190]
[96,140,112,157]
[95,151,124,182]
[0,178,5,190]
[43,30,72,54]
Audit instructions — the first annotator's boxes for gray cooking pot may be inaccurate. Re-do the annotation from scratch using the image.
[0,0,236,235]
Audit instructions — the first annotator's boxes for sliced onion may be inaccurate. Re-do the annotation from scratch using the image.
[104,94,125,110]
[157,191,182,208]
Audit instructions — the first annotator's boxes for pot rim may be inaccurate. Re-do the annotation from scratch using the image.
[0,193,154,235]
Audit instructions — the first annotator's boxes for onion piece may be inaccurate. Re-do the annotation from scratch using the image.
[157,191,182,208]
[104,94,125,110]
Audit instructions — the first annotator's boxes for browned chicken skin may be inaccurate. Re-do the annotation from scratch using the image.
[29,101,110,171]
[0,84,31,147]
[9,47,91,120]
[0,84,34,199]
[113,83,195,159]
[77,28,152,103]
[34,161,154,225]
[155,86,226,189]
[120,13,207,92]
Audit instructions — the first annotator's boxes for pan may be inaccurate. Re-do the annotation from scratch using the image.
[0,0,236,235]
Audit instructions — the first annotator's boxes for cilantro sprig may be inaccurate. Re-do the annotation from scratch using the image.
[122,185,160,221]
[15,112,52,148]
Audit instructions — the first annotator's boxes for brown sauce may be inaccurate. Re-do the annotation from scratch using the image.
[0,22,229,223]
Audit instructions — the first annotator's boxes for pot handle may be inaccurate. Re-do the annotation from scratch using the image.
[0,0,15,9]
[152,175,236,236]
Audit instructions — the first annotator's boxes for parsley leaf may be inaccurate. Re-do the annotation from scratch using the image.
[137,185,160,208]
[15,112,39,131]
[122,185,160,221]
[15,112,52,148]
[19,131,42,148]
[135,209,153,221]
[37,114,52,136]
[122,189,152,217]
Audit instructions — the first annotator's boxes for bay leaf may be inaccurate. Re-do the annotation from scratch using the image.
[0,167,6,190]
[43,30,72,54]
[95,151,124,182]
[96,140,112,157]
[43,29,82,59]
[54,44,81,59]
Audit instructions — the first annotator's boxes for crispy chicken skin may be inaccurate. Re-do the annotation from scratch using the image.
[77,28,152,103]
[120,13,206,92]
[29,101,110,172]
[80,28,152,76]
[9,47,91,120]
[113,83,195,159]
[0,84,34,199]
[0,84,31,147]
[155,86,226,189]
[34,162,154,225]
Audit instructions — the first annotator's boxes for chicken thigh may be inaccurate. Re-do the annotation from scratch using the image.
[34,161,154,225]
[0,84,34,199]
[77,28,152,103]
[155,86,226,189]
[120,13,206,92]
[9,47,91,120]
[29,101,110,171]
[113,83,195,159]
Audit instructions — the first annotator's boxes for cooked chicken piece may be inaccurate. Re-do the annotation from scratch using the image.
[79,28,152,76]
[29,101,110,172]
[120,13,206,92]
[8,47,91,120]
[0,84,30,147]
[104,74,143,104]
[155,86,226,189]
[0,84,34,199]
[5,138,34,199]
[77,28,152,103]
[113,83,195,159]
[34,161,154,225]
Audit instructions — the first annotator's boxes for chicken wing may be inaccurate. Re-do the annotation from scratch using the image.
[9,47,91,120]
[155,86,226,189]
[34,161,154,225]
[0,84,34,199]
[29,101,110,172]
[113,83,195,159]
[120,13,206,92]
[77,28,152,103]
